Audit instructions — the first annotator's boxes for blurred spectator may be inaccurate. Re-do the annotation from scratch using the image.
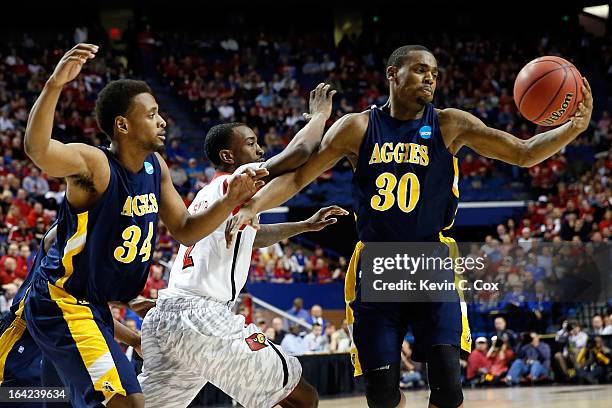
[0,282,18,312]
[575,336,611,384]
[22,168,49,197]
[286,297,309,322]
[271,317,286,345]
[280,325,306,356]
[303,323,329,353]
[467,337,491,385]
[142,266,167,298]
[306,304,327,330]
[487,335,514,382]
[553,320,589,381]
[590,314,605,336]
[330,320,351,353]
[504,332,550,385]
[400,341,424,389]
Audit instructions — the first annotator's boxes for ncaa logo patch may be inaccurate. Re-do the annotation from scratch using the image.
[144,161,154,175]
[418,125,432,139]
[245,332,268,351]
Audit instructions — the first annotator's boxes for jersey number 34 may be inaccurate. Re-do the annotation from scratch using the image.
[113,222,154,263]
[370,172,420,213]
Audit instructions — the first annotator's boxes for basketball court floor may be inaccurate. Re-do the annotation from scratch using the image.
[318,384,612,407]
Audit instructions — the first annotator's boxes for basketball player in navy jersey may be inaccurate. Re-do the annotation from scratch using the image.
[227,45,593,408]
[20,43,269,408]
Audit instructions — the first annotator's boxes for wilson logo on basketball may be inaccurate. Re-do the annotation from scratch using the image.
[245,332,268,351]
[541,93,573,126]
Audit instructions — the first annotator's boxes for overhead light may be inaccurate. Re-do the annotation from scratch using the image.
[583,5,609,19]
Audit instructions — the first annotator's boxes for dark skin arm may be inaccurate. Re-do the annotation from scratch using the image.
[113,319,142,358]
[225,113,364,246]
[262,83,336,180]
[156,152,268,246]
[440,78,593,167]
[24,43,110,211]
[252,206,347,248]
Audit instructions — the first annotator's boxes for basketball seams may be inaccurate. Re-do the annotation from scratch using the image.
[532,67,568,123]
[517,66,568,110]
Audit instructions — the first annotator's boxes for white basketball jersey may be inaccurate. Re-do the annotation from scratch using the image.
[159,163,262,302]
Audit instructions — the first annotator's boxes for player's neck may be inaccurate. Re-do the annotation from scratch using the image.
[218,164,237,174]
[110,142,151,173]
[389,97,425,121]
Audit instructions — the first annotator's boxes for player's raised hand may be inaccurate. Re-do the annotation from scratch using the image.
[304,205,349,231]
[48,43,99,88]
[303,82,337,121]
[569,77,593,133]
[225,205,259,248]
[225,167,268,207]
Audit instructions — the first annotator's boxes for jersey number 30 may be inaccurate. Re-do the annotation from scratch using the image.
[370,172,420,213]
[113,222,154,264]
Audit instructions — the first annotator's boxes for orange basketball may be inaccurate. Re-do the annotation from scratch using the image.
[513,56,583,127]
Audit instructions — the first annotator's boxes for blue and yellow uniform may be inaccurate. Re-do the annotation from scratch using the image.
[23,148,161,407]
[346,104,471,375]
[1,240,48,389]
[1,225,71,408]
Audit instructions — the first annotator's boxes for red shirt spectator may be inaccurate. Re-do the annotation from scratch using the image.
[142,266,167,298]
[467,338,492,380]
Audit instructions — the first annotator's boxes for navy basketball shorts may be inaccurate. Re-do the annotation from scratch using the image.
[24,278,140,408]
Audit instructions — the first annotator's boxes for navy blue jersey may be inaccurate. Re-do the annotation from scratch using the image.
[352,104,459,242]
[8,224,56,316]
[33,148,161,304]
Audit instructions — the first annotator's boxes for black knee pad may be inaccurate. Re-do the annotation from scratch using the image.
[427,345,464,408]
[363,363,401,408]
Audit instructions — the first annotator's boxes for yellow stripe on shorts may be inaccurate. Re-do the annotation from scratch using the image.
[439,233,472,355]
[346,241,365,376]
[47,283,126,400]
[0,298,27,385]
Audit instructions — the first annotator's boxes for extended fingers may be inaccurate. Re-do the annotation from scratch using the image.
[251,167,269,180]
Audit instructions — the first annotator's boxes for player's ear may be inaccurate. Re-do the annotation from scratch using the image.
[219,149,234,165]
[115,116,128,135]
[386,66,397,81]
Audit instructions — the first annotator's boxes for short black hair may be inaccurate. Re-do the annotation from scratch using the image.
[204,122,244,166]
[387,45,433,68]
[94,79,152,140]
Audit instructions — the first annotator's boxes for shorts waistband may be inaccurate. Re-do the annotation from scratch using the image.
[156,296,235,311]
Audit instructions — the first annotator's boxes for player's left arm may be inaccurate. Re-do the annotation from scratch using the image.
[262,84,336,180]
[442,77,592,168]
[156,153,268,246]
[113,319,142,358]
[252,205,347,248]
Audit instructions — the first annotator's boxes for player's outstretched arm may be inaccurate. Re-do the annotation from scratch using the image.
[225,113,365,247]
[24,44,108,180]
[262,83,336,179]
[157,153,268,246]
[443,78,593,168]
[113,319,142,358]
[251,205,349,248]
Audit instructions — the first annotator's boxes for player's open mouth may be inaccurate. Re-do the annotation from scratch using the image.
[157,133,166,141]
[421,87,433,95]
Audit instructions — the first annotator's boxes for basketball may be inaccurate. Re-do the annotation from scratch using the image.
[513,56,583,126]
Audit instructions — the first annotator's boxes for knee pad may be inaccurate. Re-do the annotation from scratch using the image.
[363,363,401,408]
[428,345,464,408]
